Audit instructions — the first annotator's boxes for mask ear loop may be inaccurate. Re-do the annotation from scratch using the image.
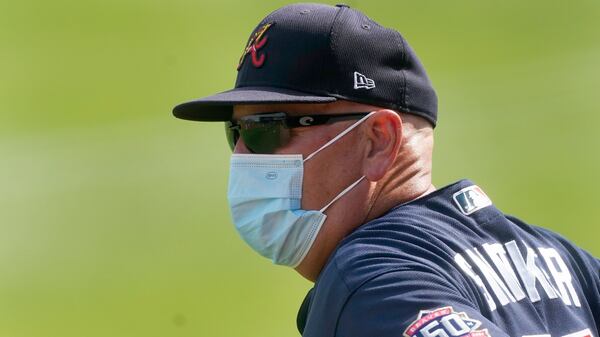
[304,111,376,162]
[319,176,366,213]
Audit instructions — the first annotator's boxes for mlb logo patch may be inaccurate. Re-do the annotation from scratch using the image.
[452,185,492,215]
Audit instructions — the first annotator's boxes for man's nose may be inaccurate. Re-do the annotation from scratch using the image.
[233,138,252,154]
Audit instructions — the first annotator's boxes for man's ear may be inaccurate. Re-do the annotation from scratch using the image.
[362,110,402,181]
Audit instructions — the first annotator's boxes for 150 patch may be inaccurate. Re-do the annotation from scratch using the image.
[403,307,491,337]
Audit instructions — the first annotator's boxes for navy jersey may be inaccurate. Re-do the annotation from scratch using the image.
[297,179,600,337]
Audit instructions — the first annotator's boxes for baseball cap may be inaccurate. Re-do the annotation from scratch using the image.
[172,3,438,127]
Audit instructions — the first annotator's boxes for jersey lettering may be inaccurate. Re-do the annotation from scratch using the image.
[505,241,558,302]
[454,254,497,311]
[539,248,581,307]
[455,240,581,311]
[466,248,516,306]
[483,243,527,301]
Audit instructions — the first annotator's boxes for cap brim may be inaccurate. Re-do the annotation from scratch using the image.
[172,86,337,121]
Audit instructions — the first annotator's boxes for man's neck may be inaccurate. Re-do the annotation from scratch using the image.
[295,175,435,282]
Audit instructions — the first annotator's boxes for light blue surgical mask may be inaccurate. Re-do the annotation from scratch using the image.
[227,112,374,267]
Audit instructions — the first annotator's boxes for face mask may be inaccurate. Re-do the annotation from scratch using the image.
[227,111,375,267]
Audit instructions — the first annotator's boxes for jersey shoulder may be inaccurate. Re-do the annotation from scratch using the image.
[299,181,482,336]
[300,180,600,337]
[329,179,501,291]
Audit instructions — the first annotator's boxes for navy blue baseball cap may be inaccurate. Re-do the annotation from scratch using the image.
[173,3,438,127]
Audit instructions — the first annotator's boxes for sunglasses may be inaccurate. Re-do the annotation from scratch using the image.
[225,112,370,154]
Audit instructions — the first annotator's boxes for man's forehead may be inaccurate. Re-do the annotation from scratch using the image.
[232,100,382,118]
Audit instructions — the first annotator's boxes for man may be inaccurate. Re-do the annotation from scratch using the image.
[173,3,600,337]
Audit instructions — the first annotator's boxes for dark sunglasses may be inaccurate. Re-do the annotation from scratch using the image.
[225,112,370,154]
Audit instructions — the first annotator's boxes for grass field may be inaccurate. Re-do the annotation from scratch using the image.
[1,1,599,336]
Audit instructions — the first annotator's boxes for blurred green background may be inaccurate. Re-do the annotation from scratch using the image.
[1,0,599,336]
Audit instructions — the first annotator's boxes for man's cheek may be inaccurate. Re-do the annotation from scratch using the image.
[301,171,332,210]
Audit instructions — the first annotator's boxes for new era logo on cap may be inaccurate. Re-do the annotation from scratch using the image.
[354,71,375,90]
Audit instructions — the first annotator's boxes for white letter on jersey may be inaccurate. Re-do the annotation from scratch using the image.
[455,253,497,311]
[505,241,558,302]
[539,247,581,307]
[466,248,516,306]
[483,243,527,302]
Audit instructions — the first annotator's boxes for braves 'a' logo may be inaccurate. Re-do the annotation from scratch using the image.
[237,23,273,70]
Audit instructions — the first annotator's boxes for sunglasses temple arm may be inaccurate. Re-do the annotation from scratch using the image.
[326,113,370,123]
[304,111,376,162]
